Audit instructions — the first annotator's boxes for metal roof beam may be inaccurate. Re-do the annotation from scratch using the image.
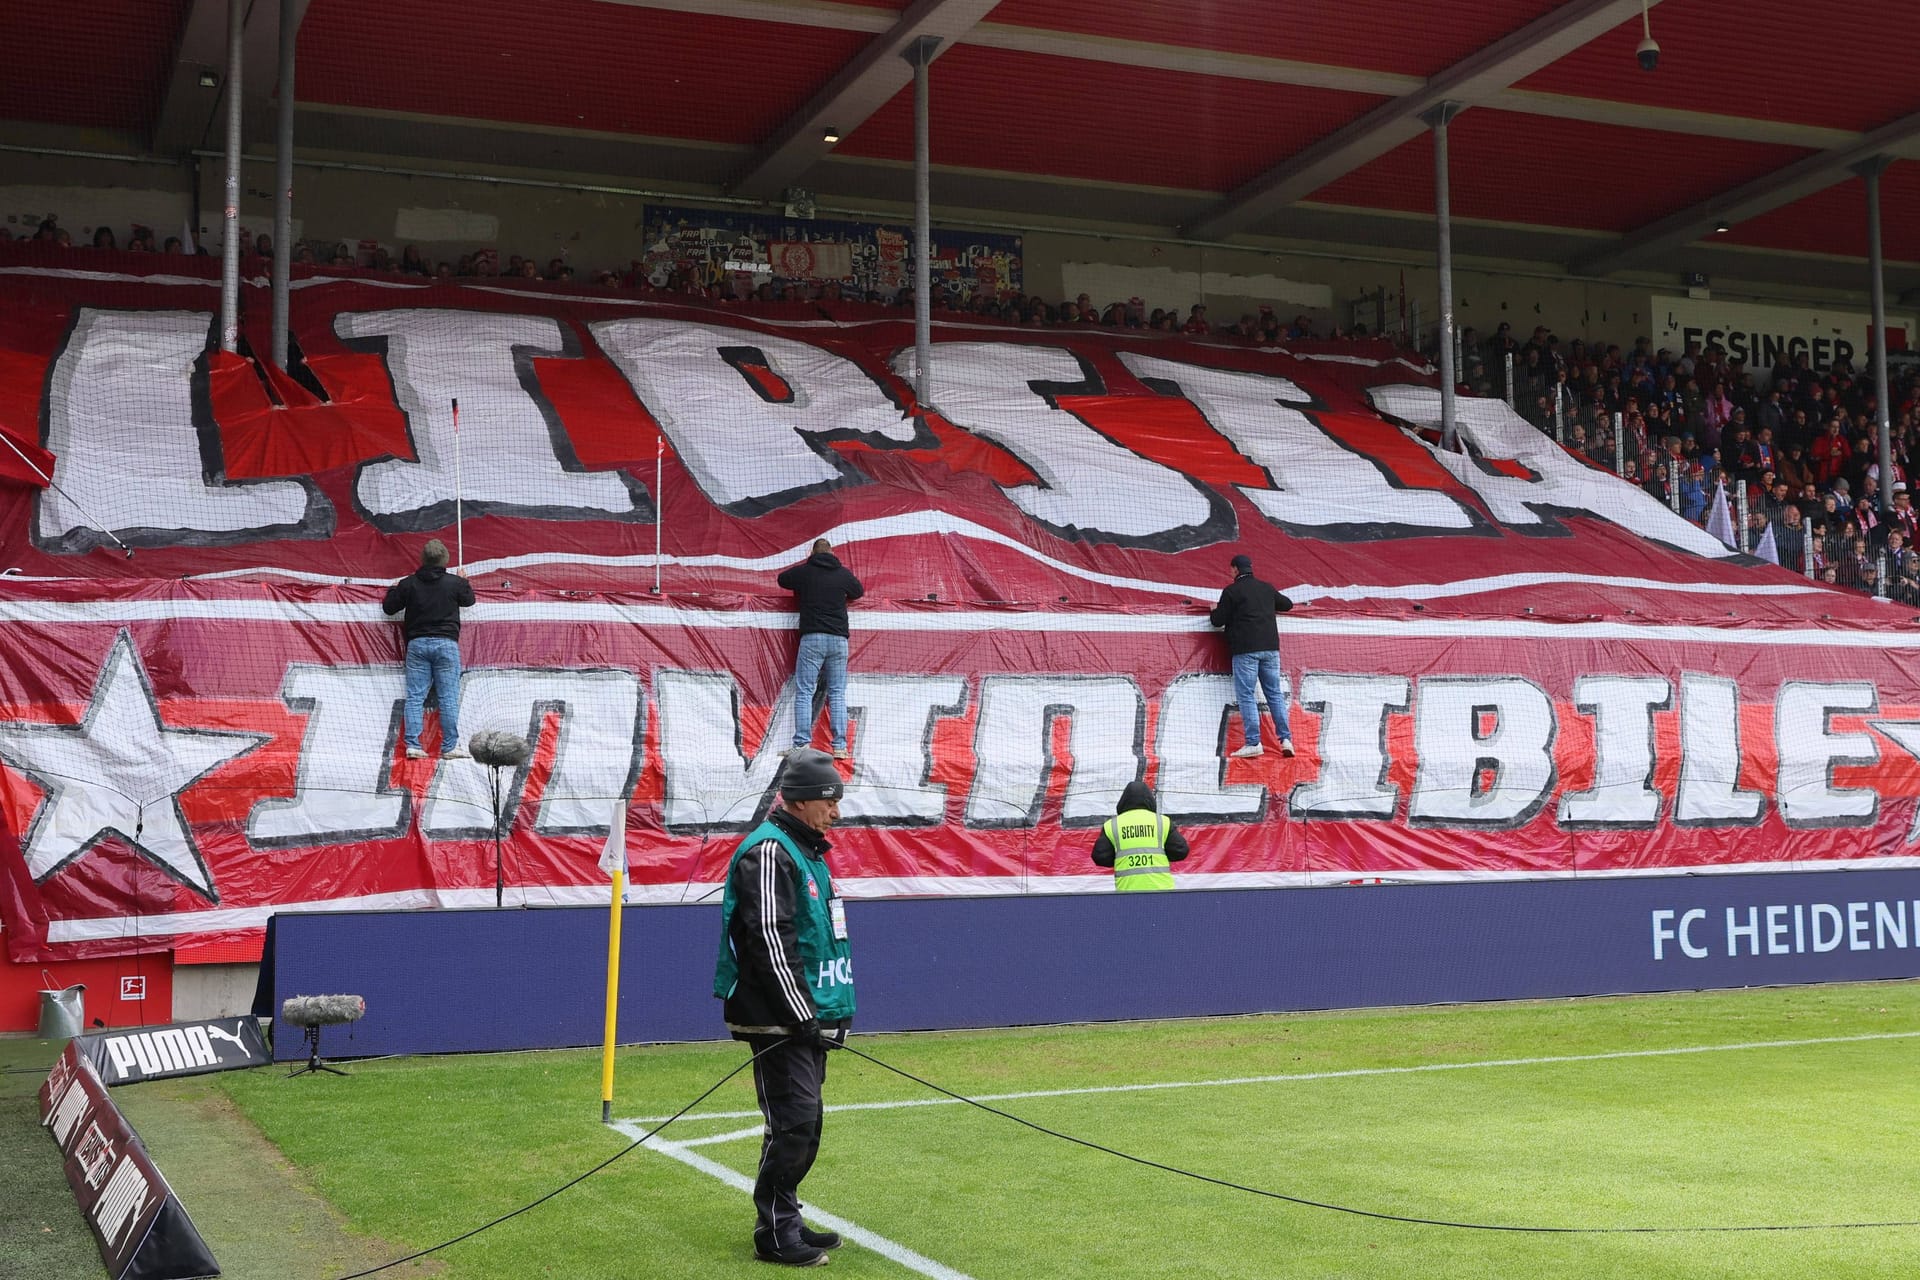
[1183,0,1657,240]
[726,0,1000,200]
[1569,109,1920,276]
[242,0,311,121]
[151,0,309,153]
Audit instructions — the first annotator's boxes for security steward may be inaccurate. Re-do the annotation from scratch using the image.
[713,748,854,1268]
[1091,779,1189,891]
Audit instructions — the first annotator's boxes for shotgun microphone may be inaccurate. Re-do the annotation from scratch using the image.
[280,994,366,1027]
[471,731,532,768]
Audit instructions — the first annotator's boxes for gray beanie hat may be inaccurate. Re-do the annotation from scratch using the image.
[779,748,845,802]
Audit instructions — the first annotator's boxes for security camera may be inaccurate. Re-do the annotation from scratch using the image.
[1636,35,1660,71]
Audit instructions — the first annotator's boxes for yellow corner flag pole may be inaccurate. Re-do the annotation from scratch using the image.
[599,796,627,1124]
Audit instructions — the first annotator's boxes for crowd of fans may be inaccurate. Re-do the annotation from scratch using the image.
[10,216,1918,603]
[5,217,193,254]
[1466,319,1920,603]
[0,217,1353,336]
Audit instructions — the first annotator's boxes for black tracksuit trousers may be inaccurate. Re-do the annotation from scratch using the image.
[746,1033,835,1251]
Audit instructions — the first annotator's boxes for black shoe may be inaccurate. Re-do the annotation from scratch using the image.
[800,1225,842,1250]
[755,1242,830,1267]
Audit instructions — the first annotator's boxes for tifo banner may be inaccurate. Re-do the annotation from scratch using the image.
[74,1018,271,1086]
[0,253,1915,961]
[4,598,1920,960]
[0,249,1850,606]
[39,1043,222,1280]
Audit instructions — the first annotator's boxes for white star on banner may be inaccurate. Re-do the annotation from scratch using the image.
[1871,721,1920,843]
[0,632,266,901]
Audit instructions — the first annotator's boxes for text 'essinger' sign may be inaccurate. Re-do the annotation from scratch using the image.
[1652,295,1913,373]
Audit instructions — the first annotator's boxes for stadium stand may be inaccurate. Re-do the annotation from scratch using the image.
[2,0,1919,1000]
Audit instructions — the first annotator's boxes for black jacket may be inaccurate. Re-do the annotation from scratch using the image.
[382,566,475,641]
[721,809,844,1037]
[1209,572,1293,655]
[777,551,865,637]
[1090,780,1190,868]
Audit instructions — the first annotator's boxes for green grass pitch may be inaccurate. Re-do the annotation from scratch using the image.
[12,983,1920,1279]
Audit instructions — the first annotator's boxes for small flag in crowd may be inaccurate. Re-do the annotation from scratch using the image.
[1753,523,1779,567]
[1705,479,1737,551]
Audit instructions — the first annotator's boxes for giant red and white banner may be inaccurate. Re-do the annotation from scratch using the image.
[0,251,1915,960]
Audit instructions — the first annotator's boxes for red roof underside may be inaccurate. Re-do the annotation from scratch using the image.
[296,0,871,145]
[1720,163,1920,263]
[981,0,1574,80]
[1516,0,1920,134]
[1309,109,1813,232]
[0,0,189,132]
[838,44,1388,192]
[7,0,1916,261]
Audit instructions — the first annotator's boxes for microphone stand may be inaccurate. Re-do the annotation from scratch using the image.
[468,732,532,909]
[489,762,506,908]
[288,1024,350,1078]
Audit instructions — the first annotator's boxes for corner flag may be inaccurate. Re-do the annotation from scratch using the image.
[598,799,627,877]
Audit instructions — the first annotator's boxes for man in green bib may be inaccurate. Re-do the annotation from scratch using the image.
[713,748,854,1268]
[1091,779,1190,891]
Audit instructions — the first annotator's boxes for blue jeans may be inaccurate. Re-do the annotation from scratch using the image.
[1231,650,1291,748]
[791,633,849,750]
[403,636,462,751]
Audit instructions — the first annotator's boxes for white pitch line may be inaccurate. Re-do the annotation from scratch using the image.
[622,1029,1920,1128]
[613,1122,977,1280]
[676,1124,773,1148]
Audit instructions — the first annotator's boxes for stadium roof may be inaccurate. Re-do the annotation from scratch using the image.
[6,0,1919,293]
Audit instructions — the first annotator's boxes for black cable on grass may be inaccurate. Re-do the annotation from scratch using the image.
[328,1041,783,1280]
[326,1034,1920,1278]
[835,1043,1920,1236]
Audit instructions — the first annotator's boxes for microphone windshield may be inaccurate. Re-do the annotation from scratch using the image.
[281,994,366,1027]
[471,731,533,767]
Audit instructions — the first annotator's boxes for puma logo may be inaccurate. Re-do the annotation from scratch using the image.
[205,1023,250,1052]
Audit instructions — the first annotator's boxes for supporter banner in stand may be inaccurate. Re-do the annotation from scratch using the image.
[640,205,1022,302]
[0,255,1916,960]
[38,1043,222,1280]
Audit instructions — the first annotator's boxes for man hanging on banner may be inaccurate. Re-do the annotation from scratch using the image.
[713,749,853,1268]
[383,538,475,760]
[1210,552,1296,759]
[778,538,864,760]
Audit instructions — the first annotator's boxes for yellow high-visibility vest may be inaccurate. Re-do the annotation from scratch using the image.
[1103,808,1174,892]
